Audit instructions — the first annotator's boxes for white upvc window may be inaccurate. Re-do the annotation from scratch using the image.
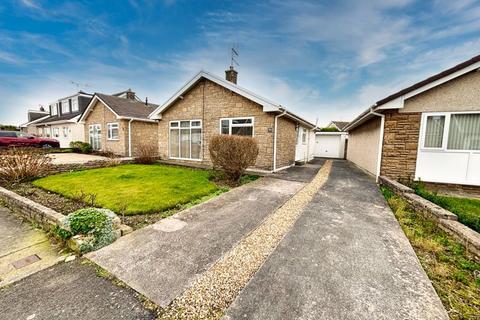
[61,99,70,114]
[63,126,68,138]
[219,117,254,137]
[38,127,43,137]
[420,111,480,151]
[53,127,59,138]
[71,98,79,112]
[302,128,307,144]
[169,120,202,160]
[107,123,119,140]
[50,104,58,116]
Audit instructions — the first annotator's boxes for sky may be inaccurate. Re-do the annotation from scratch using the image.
[1,0,480,126]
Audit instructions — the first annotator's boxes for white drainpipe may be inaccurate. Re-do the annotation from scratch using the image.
[273,110,287,172]
[372,110,385,182]
[128,119,134,157]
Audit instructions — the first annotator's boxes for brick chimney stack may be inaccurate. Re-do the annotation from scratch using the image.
[225,66,238,84]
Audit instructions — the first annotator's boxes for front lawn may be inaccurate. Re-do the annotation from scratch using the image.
[381,187,480,319]
[33,164,219,215]
[413,184,480,233]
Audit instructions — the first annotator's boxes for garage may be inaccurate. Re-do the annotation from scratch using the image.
[314,132,347,158]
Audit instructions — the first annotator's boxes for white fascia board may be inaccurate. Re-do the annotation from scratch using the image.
[148,70,281,119]
[377,61,480,110]
[117,116,157,123]
[21,115,52,127]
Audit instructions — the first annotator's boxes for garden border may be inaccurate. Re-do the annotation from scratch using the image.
[0,185,132,254]
[379,176,480,259]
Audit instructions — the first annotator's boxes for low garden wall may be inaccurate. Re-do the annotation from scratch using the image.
[0,185,132,254]
[379,176,480,259]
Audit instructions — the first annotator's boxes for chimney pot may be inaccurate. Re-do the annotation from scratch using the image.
[225,66,238,84]
[126,89,136,100]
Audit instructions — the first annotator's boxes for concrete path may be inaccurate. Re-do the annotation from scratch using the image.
[0,260,156,320]
[225,161,448,320]
[48,153,108,165]
[87,163,322,308]
[0,206,61,287]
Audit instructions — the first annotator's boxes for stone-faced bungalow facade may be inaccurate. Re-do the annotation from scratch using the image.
[79,89,159,157]
[345,54,480,192]
[148,69,316,172]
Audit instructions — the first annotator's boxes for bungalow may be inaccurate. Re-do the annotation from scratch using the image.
[148,68,316,172]
[78,89,159,157]
[22,91,93,147]
[345,54,480,192]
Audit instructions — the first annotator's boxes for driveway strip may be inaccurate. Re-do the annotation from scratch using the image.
[225,161,448,320]
[86,162,323,309]
[159,160,332,319]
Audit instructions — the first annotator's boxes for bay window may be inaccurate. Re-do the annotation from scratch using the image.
[169,120,202,160]
[220,117,254,136]
[423,115,445,148]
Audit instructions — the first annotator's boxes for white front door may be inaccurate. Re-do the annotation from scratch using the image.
[295,126,308,162]
[89,124,101,150]
[315,134,341,158]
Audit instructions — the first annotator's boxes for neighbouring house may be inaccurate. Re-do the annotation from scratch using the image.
[19,107,50,134]
[78,89,159,157]
[326,121,350,132]
[21,91,93,147]
[345,54,480,192]
[148,68,316,172]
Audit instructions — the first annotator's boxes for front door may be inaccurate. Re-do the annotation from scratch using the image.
[89,124,101,150]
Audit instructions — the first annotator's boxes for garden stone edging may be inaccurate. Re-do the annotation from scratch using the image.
[378,176,480,259]
[0,185,133,254]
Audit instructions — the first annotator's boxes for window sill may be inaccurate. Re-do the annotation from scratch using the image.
[107,138,119,141]
[169,157,202,162]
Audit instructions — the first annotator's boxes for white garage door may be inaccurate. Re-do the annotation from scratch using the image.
[315,134,342,158]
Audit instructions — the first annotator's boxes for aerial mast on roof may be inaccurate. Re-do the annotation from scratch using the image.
[70,81,91,91]
[230,45,239,69]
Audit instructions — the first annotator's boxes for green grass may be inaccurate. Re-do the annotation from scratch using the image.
[33,164,219,215]
[412,183,480,233]
[381,187,480,319]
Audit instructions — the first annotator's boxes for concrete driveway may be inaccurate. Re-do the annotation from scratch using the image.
[225,161,448,320]
[48,153,109,165]
[86,162,323,308]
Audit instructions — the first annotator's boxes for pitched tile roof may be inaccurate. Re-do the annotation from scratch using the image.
[331,121,350,131]
[96,93,158,119]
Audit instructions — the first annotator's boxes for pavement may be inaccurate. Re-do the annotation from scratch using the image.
[225,160,448,320]
[0,206,61,287]
[87,162,323,308]
[48,153,109,165]
[0,260,156,320]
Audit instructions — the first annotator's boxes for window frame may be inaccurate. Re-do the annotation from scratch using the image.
[50,104,58,116]
[71,98,79,112]
[52,127,60,138]
[219,116,255,137]
[420,111,480,152]
[62,126,69,138]
[61,99,70,114]
[107,122,120,141]
[169,119,203,161]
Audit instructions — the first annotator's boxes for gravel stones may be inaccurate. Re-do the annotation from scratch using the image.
[159,160,333,319]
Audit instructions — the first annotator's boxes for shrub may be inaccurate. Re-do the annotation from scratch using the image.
[69,141,93,154]
[59,208,118,253]
[0,147,52,183]
[134,144,158,164]
[320,127,340,132]
[209,134,259,182]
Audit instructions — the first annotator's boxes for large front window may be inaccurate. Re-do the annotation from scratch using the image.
[220,117,254,136]
[422,112,480,151]
[169,120,202,160]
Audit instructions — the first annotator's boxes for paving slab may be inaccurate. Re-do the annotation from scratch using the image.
[225,160,448,320]
[0,260,156,320]
[0,207,61,287]
[87,167,321,308]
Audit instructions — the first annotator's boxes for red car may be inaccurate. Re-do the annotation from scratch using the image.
[0,131,60,148]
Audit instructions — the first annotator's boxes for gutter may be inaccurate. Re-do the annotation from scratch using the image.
[273,110,287,172]
[371,108,384,182]
[128,119,134,157]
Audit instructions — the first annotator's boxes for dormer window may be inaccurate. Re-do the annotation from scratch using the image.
[61,99,70,114]
[50,104,58,116]
[71,98,78,112]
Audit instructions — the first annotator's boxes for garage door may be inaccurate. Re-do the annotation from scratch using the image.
[314,134,342,158]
